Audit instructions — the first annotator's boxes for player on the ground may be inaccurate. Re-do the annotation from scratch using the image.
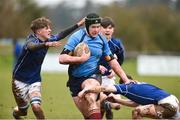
[79,80,180,119]
[12,16,85,119]
[59,13,132,119]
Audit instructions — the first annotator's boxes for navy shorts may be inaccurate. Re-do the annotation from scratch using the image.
[67,74,102,97]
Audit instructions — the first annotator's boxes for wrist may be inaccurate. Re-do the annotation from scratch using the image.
[45,42,49,46]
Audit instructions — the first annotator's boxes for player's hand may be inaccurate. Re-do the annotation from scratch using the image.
[78,88,88,98]
[77,17,85,27]
[99,65,108,74]
[45,41,62,47]
[124,79,138,84]
[80,50,90,62]
[123,79,132,84]
[107,94,117,102]
[107,69,115,78]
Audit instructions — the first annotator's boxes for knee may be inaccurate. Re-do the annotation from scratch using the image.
[31,103,41,113]
[85,94,96,104]
[84,94,100,113]
[30,96,42,111]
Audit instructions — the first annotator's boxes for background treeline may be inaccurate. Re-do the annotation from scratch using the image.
[0,0,180,53]
[100,3,180,53]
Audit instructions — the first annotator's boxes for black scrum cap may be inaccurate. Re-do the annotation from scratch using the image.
[85,13,101,34]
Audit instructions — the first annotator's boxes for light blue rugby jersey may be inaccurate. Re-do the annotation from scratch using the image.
[64,28,112,77]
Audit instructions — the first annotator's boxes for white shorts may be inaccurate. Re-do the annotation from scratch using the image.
[158,95,180,119]
[12,79,41,108]
[101,76,116,86]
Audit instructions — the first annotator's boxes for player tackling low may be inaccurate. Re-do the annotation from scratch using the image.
[78,79,180,119]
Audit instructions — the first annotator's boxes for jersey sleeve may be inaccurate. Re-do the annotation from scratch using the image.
[49,24,78,41]
[114,84,125,95]
[63,30,82,51]
[24,36,46,51]
[101,36,114,62]
[101,35,112,56]
[115,39,125,65]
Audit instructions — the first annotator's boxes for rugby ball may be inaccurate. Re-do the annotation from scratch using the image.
[73,42,90,57]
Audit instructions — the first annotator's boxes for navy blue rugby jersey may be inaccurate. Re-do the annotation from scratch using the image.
[114,82,170,105]
[13,24,79,84]
[12,34,59,84]
[100,38,125,76]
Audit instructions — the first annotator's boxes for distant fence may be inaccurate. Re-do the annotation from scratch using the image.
[137,55,180,76]
[42,53,180,76]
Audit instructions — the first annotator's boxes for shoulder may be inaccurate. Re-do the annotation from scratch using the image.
[111,37,124,48]
[65,29,86,50]
[111,38,122,44]
[98,33,108,43]
[98,33,106,39]
[25,35,36,48]
[71,28,86,37]
[68,28,86,42]
[26,34,38,42]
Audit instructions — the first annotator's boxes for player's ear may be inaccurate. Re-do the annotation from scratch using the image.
[36,29,42,35]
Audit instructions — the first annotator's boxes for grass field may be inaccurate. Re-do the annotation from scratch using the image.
[0,50,180,119]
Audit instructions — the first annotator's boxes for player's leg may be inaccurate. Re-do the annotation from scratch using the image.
[99,92,108,119]
[28,82,45,119]
[73,95,101,119]
[80,78,102,119]
[106,93,122,110]
[103,100,113,119]
[99,92,114,119]
[12,79,29,119]
[101,100,121,119]
[101,76,121,119]
[132,104,159,119]
[68,74,102,119]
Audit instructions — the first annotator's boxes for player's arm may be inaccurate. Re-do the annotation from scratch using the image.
[28,18,85,50]
[112,97,139,107]
[26,41,61,51]
[105,55,131,84]
[78,85,117,98]
[56,18,85,40]
[102,38,131,84]
[59,48,90,64]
